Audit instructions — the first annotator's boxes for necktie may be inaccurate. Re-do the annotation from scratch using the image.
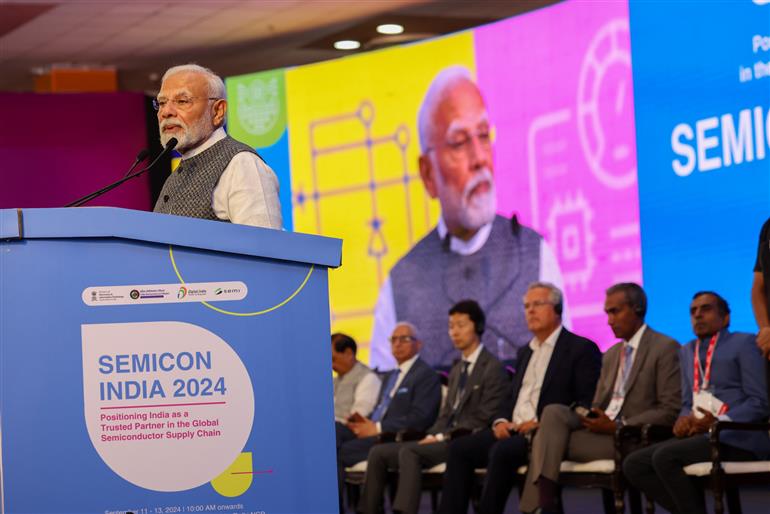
[370,369,400,422]
[453,361,471,407]
[619,344,634,396]
[448,361,471,427]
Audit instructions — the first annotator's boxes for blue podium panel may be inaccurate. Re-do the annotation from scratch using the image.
[0,208,342,514]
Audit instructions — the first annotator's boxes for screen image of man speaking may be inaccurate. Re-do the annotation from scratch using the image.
[371,66,565,369]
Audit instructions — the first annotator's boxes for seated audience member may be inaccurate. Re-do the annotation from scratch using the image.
[332,333,380,449]
[519,283,681,514]
[624,291,770,514]
[337,322,441,507]
[359,300,508,514]
[438,282,602,514]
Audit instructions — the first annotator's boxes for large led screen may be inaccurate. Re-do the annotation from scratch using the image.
[227,0,769,366]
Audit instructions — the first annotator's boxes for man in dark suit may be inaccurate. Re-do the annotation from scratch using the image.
[437,282,602,514]
[337,321,441,500]
[624,291,770,514]
[519,283,682,514]
[359,300,508,514]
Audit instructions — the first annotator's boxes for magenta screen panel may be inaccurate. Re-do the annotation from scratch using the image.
[476,1,640,348]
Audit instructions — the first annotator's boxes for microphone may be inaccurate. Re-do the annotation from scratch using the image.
[121,148,150,178]
[65,138,178,208]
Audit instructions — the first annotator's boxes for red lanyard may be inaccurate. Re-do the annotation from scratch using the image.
[693,332,718,393]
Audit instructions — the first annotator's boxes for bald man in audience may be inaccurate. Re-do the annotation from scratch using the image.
[336,322,441,511]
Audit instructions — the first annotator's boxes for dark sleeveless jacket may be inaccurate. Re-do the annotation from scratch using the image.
[390,215,542,367]
[153,135,257,221]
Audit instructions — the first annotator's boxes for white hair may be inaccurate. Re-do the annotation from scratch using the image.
[417,66,474,154]
[161,63,225,99]
[394,321,421,342]
[524,281,564,316]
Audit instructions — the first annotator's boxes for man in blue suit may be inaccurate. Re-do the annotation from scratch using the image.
[437,282,602,514]
[624,291,770,514]
[337,322,441,509]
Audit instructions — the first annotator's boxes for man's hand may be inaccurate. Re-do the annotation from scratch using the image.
[348,418,378,438]
[492,421,512,440]
[580,408,616,435]
[688,408,717,435]
[757,327,770,358]
[418,434,439,445]
[673,415,693,438]
[513,419,539,435]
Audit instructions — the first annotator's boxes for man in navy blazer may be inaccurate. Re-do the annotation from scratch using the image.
[336,322,441,511]
[624,291,770,514]
[437,282,602,514]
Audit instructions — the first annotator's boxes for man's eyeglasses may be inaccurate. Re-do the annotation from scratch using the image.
[152,96,221,111]
[425,128,492,156]
[523,300,553,310]
[389,335,416,344]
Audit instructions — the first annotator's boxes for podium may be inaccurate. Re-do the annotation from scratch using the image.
[0,208,342,514]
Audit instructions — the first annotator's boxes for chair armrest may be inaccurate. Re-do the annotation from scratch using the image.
[707,420,770,465]
[396,430,426,442]
[641,424,674,446]
[378,432,397,443]
[612,424,646,466]
[448,427,473,440]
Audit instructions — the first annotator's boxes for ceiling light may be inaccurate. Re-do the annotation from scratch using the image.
[334,40,361,51]
[377,24,404,35]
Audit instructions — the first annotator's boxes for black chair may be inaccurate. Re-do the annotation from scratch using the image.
[553,424,649,514]
[682,420,770,514]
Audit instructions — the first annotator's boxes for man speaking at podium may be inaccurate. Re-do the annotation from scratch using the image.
[152,64,282,229]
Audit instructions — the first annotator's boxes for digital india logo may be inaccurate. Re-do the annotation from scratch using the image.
[177,286,188,299]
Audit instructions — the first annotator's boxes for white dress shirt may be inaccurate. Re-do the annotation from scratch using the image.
[181,127,282,229]
[370,216,568,369]
[511,325,562,424]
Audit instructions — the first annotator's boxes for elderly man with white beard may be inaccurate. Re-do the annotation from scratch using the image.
[371,66,566,369]
[152,64,282,228]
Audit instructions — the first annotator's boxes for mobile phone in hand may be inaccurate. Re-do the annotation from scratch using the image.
[571,403,598,419]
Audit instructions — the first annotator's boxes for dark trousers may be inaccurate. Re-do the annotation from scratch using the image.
[437,428,529,514]
[336,422,360,513]
[623,435,755,514]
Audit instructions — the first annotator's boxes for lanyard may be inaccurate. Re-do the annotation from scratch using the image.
[693,332,719,393]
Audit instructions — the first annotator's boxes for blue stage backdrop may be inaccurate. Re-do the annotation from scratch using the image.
[630,0,770,342]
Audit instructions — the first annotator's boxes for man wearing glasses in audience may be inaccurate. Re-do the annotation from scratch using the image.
[518,283,681,514]
[360,300,508,514]
[336,322,441,510]
[370,66,565,371]
[438,282,601,514]
[152,63,282,228]
[624,292,769,514]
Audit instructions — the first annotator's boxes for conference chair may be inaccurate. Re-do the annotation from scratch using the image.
[682,420,770,514]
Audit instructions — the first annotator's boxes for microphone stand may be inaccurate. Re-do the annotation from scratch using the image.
[66,139,177,208]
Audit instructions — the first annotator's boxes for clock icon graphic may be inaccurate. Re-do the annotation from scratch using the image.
[577,18,637,190]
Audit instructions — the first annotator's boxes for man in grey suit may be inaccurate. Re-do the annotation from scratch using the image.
[359,300,508,514]
[519,283,681,514]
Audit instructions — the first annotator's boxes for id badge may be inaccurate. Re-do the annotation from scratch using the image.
[693,389,725,418]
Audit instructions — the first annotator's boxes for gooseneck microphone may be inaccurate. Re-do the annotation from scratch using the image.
[66,138,178,208]
[121,148,150,178]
